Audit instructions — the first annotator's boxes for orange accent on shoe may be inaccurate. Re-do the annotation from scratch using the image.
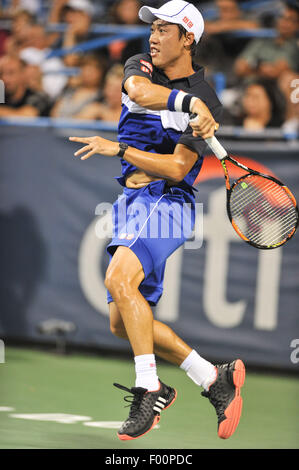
[117,415,161,441]
[218,359,246,440]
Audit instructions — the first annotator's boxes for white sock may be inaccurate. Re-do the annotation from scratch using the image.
[180,350,217,391]
[134,354,160,391]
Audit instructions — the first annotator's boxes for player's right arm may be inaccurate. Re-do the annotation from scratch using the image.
[124,76,174,110]
[123,55,217,139]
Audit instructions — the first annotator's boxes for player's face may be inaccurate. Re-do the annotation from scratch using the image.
[149,20,185,69]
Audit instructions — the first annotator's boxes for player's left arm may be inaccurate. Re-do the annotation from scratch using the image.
[69,135,198,182]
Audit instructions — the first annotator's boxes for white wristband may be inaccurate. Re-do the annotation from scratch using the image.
[189,96,198,113]
[174,91,187,112]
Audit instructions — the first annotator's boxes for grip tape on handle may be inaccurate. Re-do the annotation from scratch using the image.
[205,136,228,160]
[189,114,228,161]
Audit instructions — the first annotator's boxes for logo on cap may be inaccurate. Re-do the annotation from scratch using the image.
[183,16,193,28]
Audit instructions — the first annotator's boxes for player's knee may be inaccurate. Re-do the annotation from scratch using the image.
[104,268,117,292]
[105,269,132,300]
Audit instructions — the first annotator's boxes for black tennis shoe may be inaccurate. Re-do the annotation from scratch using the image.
[201,359,245,439]
[113,380,177,440]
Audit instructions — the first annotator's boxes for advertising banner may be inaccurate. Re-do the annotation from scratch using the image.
[0,125,298,370]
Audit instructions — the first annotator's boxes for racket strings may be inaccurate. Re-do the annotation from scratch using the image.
[233,189,291,226]
[231,184,296,245]
[232,195,294,245]
[229,175,298,247]
[231,179,285,209]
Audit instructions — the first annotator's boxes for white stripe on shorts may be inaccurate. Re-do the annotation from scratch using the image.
[128,193,166,250]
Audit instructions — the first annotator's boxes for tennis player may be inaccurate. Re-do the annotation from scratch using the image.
[70,0,245,441]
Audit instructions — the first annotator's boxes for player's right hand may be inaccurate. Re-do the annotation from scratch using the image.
[190,98,219,139]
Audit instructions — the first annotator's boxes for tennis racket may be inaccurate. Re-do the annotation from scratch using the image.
[191,118,298,249]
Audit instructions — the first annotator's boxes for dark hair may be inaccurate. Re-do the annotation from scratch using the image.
[245,79,286,127]
[178,24,197,57]
[286,0,299,16]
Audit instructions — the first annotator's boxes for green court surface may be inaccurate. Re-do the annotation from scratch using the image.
[0,347,298,449]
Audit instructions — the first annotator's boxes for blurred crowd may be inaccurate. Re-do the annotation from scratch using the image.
[0,0,298,134]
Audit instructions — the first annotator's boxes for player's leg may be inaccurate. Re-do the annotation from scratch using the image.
[110,300,192,365]
[110,300,216,388]
[107,182,245,439]
[110,300,245,439]
[107,183,217,390]
[154,320,192,365]
[106,246,177,440]
[105,245,155,358]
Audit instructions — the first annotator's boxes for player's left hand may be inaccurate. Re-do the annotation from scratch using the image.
[69,136,119,160]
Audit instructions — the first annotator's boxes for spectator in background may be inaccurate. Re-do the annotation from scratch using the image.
[49,0,94,23]
[235,3,299,81]
[205,0,259,35]
[75,63,123,121]
[49,0,94,67]
[0,0,40,18]
[50,55,105,119]
[19,24,68,100]
[109,0,142,26]
[278,70,299,135]
[234,79,286,129]
[0,55,51,117]
[24,63,43,93]
[108,0,144,63]
[196,0,259,82]
[3,9,36,56]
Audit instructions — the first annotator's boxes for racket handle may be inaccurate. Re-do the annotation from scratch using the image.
[189,114,228,160]
[205,136,228,160]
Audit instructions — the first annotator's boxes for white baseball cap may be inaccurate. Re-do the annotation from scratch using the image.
[139,0,204,44]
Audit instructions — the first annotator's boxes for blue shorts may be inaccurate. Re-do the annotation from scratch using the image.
[106,179,196,306]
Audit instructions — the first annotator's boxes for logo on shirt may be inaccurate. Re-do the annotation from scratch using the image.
[140,60,153,76]
[118,233,135,240]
